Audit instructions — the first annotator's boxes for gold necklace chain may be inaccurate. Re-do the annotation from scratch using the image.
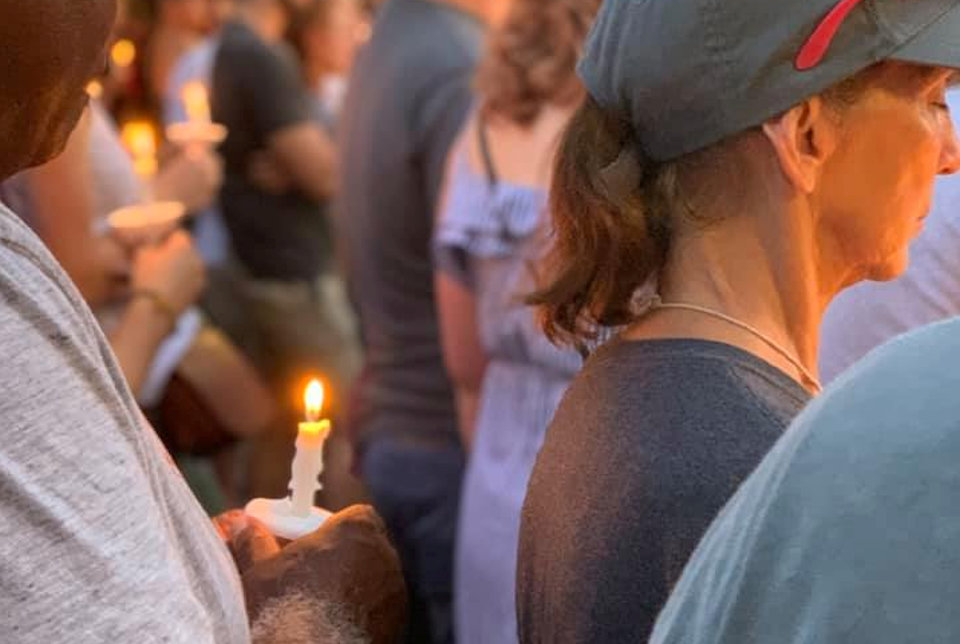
[651,298,823,395]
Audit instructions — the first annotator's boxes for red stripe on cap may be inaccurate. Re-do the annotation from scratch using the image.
[795,0,867,70]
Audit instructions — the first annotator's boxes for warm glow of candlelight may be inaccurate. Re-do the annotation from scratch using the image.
[86,80,103,100]
[182,81,212,124]
[111,39,137,69]
[304,380,325,423]
[120,120,158,177]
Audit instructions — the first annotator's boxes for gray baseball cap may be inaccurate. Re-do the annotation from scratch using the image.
[580,0,960,162]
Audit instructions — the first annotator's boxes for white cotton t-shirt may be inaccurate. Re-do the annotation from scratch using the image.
[819,90,960,384]
[0,203,249,643]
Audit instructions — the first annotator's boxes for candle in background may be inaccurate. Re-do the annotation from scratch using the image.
[182,81,212,125]
[110,39,137,70]
[167,79,227,149]
[120,120,158,179]
[289,379,331,517]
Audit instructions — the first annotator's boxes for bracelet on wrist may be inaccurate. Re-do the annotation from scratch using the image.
[130,289,178,326]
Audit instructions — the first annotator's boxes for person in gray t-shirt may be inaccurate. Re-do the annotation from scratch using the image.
[0,4,249,642]
[336,1,501,641]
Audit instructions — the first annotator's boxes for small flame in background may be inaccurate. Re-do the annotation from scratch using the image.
[86,80,103,100]
[182,81,212,124]
[111,39,137,69]
[120,120,158,177]
[305,379,325,422]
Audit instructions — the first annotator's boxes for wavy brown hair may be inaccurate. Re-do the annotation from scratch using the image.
[475,0,601,127]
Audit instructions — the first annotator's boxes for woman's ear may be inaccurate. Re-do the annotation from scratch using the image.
[762,96,839,194]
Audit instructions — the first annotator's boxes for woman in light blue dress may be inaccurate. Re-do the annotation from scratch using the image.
[433,1,601,640]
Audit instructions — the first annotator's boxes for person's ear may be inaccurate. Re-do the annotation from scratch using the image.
[762,96,839,194]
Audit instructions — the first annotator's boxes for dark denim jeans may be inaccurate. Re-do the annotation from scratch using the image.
[362,436,465,644]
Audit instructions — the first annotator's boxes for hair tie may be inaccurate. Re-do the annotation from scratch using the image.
[600,143,644,196]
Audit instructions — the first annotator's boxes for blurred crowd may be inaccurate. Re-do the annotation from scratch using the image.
[9,0,960,643]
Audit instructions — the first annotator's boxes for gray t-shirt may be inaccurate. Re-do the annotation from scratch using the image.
[517,339,810,643]
[0,204,248,642]
[336,0,484,446]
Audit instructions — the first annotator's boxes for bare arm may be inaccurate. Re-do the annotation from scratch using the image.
[266,122,339,201]
[151,146,223,212]
[436,271,488,451]
[109,231,206,394]
[24,109,127,305]
[109,296,178,394]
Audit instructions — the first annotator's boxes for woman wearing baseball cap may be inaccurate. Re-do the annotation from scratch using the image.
[517,0,960,641]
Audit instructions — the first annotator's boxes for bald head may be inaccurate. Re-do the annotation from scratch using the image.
[0,0,117,179]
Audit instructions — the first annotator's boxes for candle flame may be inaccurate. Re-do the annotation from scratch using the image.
[111,39,137,69]
[120,120,158,177]
[304,379,325,422]
[86,80,103,100]
[182,81,212,124]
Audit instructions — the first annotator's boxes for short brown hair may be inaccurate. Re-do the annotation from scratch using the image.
[475,0,601,127]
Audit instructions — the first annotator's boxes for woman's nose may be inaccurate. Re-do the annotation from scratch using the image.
[938,119,960,176]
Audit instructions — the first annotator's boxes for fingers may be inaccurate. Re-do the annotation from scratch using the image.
[162,229,192,251]
[212,509,249,542]
[212,510,282,574]
[231,520,282,574]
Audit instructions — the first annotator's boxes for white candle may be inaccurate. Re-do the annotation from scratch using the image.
[289,379,331,517]
[167,81,227,150]
[182,81,212,124]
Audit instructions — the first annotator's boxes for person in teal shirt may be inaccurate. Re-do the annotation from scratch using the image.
[652,315,960,643]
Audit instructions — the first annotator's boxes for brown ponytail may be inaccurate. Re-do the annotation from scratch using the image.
[530,96,674,350]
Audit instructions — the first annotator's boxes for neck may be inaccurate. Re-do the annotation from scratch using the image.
[647,198,846,391]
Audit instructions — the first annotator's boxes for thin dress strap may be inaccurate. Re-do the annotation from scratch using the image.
[476,113,500,191]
